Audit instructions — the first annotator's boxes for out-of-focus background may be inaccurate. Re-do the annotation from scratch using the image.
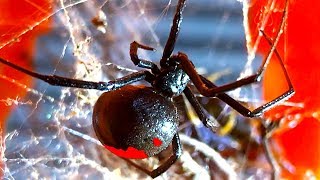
[1,0,271,179]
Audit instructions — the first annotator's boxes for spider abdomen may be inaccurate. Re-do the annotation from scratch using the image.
[93,85,179,159]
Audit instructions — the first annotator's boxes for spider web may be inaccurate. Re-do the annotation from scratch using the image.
[0,0,283,179]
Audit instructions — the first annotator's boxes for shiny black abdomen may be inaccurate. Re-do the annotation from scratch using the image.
[93,85,179,158]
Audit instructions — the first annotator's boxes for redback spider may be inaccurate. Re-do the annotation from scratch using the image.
[0,0,293,178]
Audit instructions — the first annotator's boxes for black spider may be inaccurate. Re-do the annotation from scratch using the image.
[0,0,293,178]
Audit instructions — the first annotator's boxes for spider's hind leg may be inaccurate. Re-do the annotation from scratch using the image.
[183,86,219,130]
[125,134,182,178]
[260,120,281,180]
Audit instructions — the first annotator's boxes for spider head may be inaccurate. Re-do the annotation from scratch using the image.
[153,57,190,97]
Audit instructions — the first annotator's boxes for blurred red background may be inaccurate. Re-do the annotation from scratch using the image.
[0,0,52,176]
[246,0,320,178]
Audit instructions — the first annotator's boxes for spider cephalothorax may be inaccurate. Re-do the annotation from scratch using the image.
[152,65,190,97]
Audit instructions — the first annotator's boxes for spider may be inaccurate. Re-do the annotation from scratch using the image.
[0,0,293,178]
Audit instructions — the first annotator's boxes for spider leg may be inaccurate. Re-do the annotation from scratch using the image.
[178,50,293,101]
[199,75,292,117]
[178,29,294,116]
[130,41,160,74]
[177,1,293,116]
[178,0,290,96]
[0,57,153,91]
[262,132,279,180]
[125,134,182,178]
[183,86,219,130]
[260,120,281,180]
[160,0,187,67]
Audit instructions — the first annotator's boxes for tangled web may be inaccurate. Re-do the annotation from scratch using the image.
[1,0,283,179]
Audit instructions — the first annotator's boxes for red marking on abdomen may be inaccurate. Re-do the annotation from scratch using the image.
[153,138,162,147]
[105,145,148,159]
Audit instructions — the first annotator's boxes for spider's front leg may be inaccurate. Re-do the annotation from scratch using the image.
[176,0,289,97]
[176,0,293,116]
[160,0,187,67]
[177,44,293,116]
[130,41,160,74]
[0,57,154,91]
